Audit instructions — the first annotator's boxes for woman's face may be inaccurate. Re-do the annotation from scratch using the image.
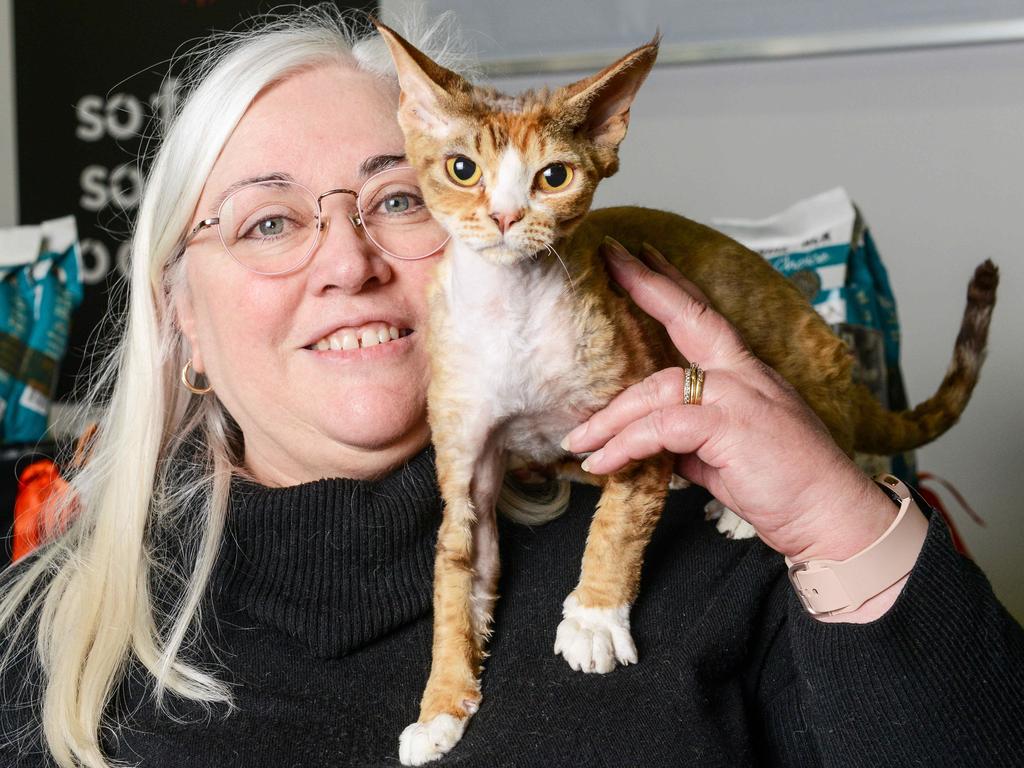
[178,63,441,484]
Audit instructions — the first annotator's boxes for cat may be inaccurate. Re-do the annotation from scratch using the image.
[376,25,998,765]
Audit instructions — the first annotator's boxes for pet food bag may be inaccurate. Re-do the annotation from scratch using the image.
[711,188,916,481]
[0,216,84,444]
[0,224,41,438]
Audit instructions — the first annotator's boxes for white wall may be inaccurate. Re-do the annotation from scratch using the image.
[0,0,16,227]
[494,40,1024,620]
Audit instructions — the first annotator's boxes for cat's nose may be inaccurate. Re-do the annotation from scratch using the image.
[490,209,524,234]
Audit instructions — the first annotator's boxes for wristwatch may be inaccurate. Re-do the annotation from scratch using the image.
[786,474,929,616]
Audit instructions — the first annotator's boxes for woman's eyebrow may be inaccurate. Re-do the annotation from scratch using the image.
[205,160,403,216]
[359,154,406,177]
[209,172,297,214]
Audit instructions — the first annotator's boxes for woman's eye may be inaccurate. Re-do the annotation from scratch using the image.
[255,217,285,237]
[538,163,573,192]
[239,215,291,240]
[446,156,481,186]
[383,194,411,213]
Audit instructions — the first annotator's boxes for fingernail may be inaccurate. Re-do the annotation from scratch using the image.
[560,422,587,451]
[580,449,603,473]
[640,242,669,267]
[603,236,632,262]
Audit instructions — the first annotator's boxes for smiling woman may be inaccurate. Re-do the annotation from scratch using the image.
[174,61,445,485]
[0,6,471,766]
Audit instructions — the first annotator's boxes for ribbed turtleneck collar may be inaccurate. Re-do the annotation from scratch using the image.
[211,446,441,658]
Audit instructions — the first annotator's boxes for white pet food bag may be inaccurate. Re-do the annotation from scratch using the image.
[712,188,916,480]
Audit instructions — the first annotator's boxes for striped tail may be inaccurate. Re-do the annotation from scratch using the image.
[853,259,998,455]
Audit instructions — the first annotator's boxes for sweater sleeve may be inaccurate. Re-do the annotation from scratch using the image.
[755,492,1024,768]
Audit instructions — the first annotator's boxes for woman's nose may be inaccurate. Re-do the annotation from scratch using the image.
[306,202,392,295]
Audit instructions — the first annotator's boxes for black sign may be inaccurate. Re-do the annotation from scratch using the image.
[13,0,376,400]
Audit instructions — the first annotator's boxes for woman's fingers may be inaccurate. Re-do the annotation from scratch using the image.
[601,238,749,368]
[636,241,712,305]
[579,404,717,476]
[563,366,730,453]
[563,368,684,452]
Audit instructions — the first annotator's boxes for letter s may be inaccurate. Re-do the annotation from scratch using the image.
[76,95,105,142]
[80,165,109,211]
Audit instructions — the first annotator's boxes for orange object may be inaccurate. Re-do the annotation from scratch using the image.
[11,423,97,561]
[13,459,70,561]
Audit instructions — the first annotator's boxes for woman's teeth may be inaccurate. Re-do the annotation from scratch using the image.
[309,322,409,351]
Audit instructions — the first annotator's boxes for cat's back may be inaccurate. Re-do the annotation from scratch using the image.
[568,205,827,336]
[571,206,780,287]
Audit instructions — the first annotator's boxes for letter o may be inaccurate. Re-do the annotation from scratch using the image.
[109,164,142,210]
[105,93,143,141]
[79,238,111,285]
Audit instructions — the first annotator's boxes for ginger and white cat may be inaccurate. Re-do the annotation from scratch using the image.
[377,26,998,765]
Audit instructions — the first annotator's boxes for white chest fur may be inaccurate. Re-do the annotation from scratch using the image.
[435,242,600,462]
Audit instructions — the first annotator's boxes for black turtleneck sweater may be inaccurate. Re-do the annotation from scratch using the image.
[2,446,1023,767]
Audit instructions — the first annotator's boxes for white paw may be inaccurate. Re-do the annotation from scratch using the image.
[713,505,757,540]
[669,473,690,490]
[554,594,637,673]
[399,713,469,766]
[703,498,725,521]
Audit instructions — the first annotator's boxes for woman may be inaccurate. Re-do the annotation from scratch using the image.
[1,6,1021,768]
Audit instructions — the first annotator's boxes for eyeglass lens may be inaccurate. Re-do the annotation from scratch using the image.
[216,167,448,274]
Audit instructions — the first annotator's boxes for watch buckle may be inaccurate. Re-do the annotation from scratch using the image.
[788,561,849,617]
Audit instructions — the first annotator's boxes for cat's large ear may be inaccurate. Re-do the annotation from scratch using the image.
[376,22,473,138]
[558,34,660,151]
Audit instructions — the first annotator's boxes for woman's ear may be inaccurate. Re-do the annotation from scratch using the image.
[174,287,206,374]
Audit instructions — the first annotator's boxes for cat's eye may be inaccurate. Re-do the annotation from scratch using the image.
[538,163,574,192]
[446,156,482,187]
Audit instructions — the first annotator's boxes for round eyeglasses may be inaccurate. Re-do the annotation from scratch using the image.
[184,166,449,275]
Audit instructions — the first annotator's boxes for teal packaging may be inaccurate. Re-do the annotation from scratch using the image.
[0,224,42,443]
[4,216,84,443]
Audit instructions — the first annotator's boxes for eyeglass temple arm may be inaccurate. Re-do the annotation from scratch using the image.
[187,217,219,244]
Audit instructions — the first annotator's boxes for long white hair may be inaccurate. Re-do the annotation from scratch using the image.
[0,6,470,766]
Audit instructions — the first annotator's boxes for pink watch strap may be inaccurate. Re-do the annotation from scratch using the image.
[785,474,929,616]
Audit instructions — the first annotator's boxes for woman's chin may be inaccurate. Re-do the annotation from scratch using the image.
[318,402,428,453]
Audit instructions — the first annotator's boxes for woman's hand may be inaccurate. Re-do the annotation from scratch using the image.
[562,238,903,588]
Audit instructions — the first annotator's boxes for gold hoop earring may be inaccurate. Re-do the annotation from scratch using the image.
[181,359,213,395]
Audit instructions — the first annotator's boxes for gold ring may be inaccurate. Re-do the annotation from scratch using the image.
[683,363,704,406]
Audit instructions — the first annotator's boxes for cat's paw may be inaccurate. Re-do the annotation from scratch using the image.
[705,500,757,540]
[668,473,690,490]
[399,713,469,766]
[704,497,726,522]
[554,594,636,673]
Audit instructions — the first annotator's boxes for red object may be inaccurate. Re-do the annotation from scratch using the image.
[13,459,70,561]
[916,472,986,560]
[11,424,97,560]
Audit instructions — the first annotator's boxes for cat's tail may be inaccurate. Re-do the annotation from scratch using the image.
[853,259,998,455]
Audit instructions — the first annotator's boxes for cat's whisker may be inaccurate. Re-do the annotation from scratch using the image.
[546,243,577,298]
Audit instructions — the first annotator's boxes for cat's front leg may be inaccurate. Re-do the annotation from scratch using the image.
[399,442,504,766]
[554,453,672,673]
